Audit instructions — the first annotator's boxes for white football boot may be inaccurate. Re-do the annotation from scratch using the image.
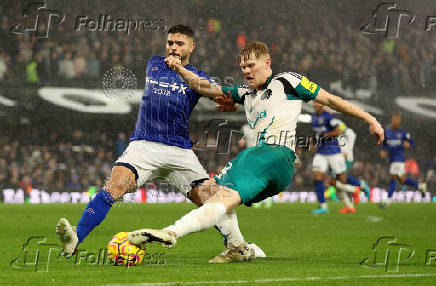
[128,228,177,248]
[56,218,78,258]
[247,243,266,258]
[209,242,255,263]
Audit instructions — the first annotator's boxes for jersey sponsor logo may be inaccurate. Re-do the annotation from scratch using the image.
[248,110,267,129]
[151,67,158,71]
[387,139,402,146]
[146,77,188,94]
[301,76,318,93]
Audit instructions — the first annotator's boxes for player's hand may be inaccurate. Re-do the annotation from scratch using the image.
[403,141,411,148]
[216,91,238,112]
[380,150,387,159]
[164,55,182,71]
[369,119,384,145]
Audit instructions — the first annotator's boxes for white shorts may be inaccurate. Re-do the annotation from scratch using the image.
[312,153,346,175]
[115,140,208,196]
[389,162,405,177]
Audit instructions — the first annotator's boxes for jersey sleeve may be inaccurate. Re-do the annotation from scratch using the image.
[403,131,415,147]
[277,72,321,102]
[381,137,388,150]
[195,70,217,85]
[328,116,341,129]
[221,85,250,104]
[191,70,218,99]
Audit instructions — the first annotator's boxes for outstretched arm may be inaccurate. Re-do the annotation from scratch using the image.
[165,55,222,100]
[314,89,384,145]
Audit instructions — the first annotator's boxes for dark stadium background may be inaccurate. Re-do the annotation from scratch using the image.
[1,0,435,201]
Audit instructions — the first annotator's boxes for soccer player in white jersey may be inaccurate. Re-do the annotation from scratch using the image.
[127,42,384,262]
[55,25,264,260]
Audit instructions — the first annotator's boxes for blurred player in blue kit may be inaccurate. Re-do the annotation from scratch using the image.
[311,103,361,214]
[55,25,264,261]
[379,112,426,207]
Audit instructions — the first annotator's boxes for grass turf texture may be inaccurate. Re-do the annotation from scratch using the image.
[1,203,436,286]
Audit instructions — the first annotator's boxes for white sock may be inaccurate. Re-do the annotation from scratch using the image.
[164,202,227,238]
[320,203,328,209]
[215,211,245,247]
[336,181,356,193]
[338,190,354,208]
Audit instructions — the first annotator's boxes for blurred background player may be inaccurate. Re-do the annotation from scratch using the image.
[311,102,360,214]
[55,25,263,258]
[334,119,371,200]
[379,112,426,207]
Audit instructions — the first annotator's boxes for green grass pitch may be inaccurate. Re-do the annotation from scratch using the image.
[1,202,436,285]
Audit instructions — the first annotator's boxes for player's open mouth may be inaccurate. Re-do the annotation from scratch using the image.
[170,53,180,58]
[246,76,254,82]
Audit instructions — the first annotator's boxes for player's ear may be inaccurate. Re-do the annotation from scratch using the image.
[265,57,271,66]
[190,41,195,53]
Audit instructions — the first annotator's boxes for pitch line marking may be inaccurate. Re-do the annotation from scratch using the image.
[365,215,383,222]
[105,273,436,286]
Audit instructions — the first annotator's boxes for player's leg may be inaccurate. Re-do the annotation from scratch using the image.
[129,145,295,262]
[382,163,402,207]
[330,154,358,211]
[312,154,328,214]
[128,182,240,248]
[56,140,153,257]
[166,147,263,257]
[190,180,245,246]
[57,165,136,257]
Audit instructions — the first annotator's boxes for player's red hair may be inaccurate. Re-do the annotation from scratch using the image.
[238,41,270,62]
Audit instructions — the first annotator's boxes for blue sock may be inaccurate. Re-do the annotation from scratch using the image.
[314,180,325,204]
[388,179,397,198]
[404,177,418,188]
[76,190,115,243]
[346,175,361,187]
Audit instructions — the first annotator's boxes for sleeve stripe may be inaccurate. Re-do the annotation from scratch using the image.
[276,77,299,98]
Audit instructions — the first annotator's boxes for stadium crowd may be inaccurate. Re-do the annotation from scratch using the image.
[1,1,436,90]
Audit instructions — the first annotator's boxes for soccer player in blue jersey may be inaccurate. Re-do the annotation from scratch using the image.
[56,25,264,260]
[127,42,385,262]
[379,112,426,207]
[311,102,360,214]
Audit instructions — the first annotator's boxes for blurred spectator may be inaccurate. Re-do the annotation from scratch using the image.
[87,52,100,78]
[59,51,75,79]
[115,132,127,158]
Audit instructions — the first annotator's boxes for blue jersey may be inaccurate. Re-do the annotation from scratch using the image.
[130,56,212,149]
[382,128,413,163]
[312,111,341,155]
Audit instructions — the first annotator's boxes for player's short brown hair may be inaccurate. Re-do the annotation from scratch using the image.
[168,24,194,38]
[238,41,270,62]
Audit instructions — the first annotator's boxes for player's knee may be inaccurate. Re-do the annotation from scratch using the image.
[337,173,347,183]
[189,180,215,206]
[189,187,204,207]
[313,171,324,181]
[105,166,137,200]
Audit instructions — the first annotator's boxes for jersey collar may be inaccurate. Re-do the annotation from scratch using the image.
[260,74,274,90]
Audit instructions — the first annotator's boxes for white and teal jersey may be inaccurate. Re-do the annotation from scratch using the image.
[222,72,320,151]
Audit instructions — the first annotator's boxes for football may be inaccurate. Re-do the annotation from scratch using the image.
[107,232,146,266]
